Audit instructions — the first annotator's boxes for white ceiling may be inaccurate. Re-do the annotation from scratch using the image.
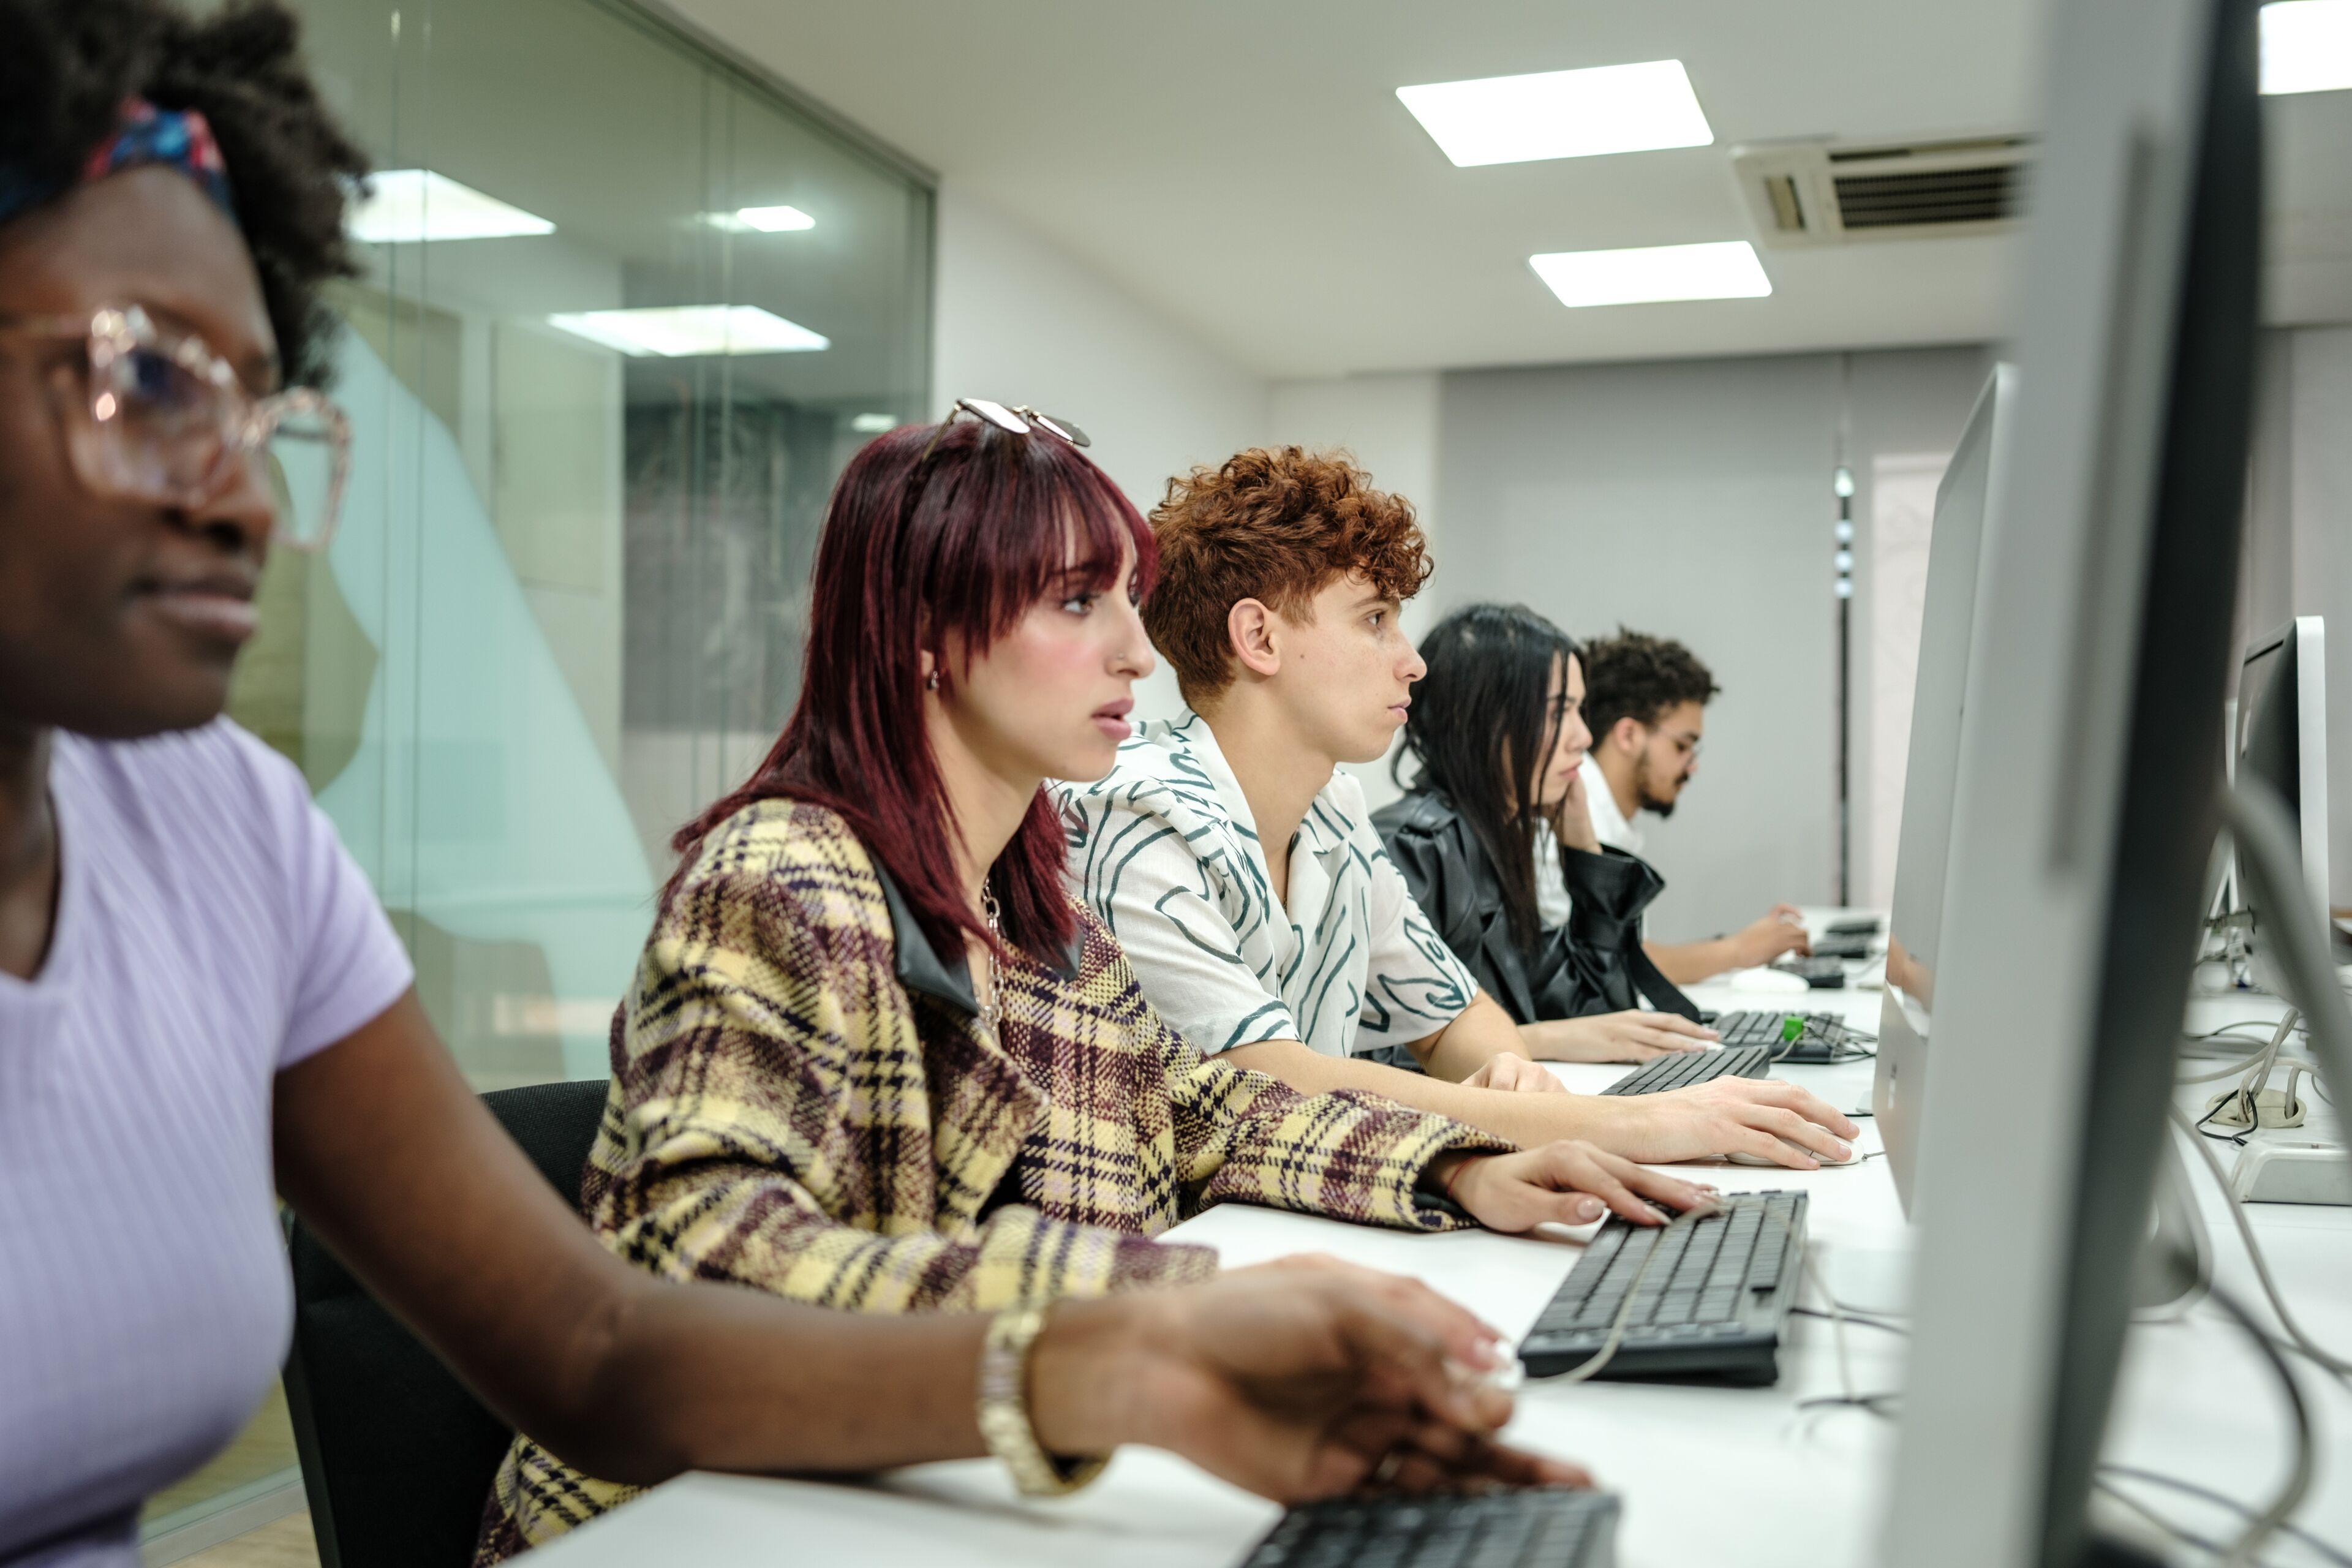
[670,0,2352,380]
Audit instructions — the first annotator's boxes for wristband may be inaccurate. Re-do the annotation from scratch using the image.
[977,1305,1109,1498]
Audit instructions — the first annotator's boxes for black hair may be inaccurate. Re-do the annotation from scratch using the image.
[1394,603,1579,953]
[0,0,368,386]
[1580,628,1721,745]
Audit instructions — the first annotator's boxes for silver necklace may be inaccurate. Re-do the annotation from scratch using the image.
[976,883,1004,1045]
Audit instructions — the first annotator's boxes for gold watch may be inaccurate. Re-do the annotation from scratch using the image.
[977,1305,1110,1497]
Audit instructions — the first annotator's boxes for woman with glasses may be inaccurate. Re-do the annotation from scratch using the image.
[472,406,1719,1558]
[0,5,1582,1562]
[1371,606,1719,1053]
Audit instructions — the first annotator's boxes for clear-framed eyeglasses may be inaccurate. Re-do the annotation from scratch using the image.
[0,303,350,551]
[918,397,1090,464]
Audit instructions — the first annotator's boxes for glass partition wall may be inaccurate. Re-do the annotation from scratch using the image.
[146,1,929,1553]
[237,0,930,1091]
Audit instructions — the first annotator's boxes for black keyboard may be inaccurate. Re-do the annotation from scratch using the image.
[1520,1191,1808,1387]
[1770,954,1849,989]
[1599,1044,1770,1095]
[1809,933,1874,960]
[1712,1010,1858,1063]
[1240,1490,1619,1568]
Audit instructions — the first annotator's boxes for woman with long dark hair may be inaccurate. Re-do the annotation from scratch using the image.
[476,411,1721,1556]
[1374,605,1713,1052]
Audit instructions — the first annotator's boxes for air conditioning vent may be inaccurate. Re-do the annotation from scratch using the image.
[1732,134,2032,247]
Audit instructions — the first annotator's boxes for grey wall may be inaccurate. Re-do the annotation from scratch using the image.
[1434,346,1992,943]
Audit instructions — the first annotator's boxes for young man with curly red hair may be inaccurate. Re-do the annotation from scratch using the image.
[1056,448,1856,1168]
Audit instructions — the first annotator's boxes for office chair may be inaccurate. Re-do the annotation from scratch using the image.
[284,1077,610,1568]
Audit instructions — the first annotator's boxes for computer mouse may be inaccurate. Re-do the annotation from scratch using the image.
[1725,1139,1857,1168]
[1726,965,1812,995]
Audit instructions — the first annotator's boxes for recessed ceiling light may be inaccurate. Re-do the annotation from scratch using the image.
[348,169,554,243]
[850,412,897,432]
[1529,241,1772,308]
[737,205,816,232]
[546,305,830,356]
[2261,0,2352,94]
[1396,60,1713,167]
[700,205,818,234]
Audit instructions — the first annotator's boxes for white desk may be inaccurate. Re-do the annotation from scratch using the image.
[529,959,2352,1567]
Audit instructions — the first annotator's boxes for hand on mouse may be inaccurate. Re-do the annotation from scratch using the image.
[1599,1077,1857,1169]
[1428,1142,1721,1231]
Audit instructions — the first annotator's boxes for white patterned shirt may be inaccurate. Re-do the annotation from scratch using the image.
[1055,711,1476,1060]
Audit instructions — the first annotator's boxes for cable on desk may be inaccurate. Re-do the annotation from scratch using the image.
[1790,1305,1906,1336]
[2169,1106,2352,1384]
[2097,1466,2352,1568]
[1538,1204,1708,1385]
[2089,1476,2231,1561]
[2198,1281,2316,1568]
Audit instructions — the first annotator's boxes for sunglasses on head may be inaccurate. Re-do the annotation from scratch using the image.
[917,398,1090,464]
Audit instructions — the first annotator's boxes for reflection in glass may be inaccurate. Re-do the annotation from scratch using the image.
[224,0,932,1087]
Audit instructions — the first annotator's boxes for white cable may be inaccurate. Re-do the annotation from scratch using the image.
[2203,1283,2316,1568]
[1542,1206,1704,1385]
[2168,1106,2352,1382]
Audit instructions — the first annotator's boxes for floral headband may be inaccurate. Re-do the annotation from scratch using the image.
[0,97,238,229]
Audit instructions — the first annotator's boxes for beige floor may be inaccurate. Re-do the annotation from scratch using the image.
[177,1513,321,1568]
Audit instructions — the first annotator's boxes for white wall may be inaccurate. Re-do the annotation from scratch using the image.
[932,184,1270,726]
[1267,372,1444,810]
[1839,347,1999,905]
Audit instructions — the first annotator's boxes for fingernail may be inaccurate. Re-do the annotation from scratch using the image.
[1573,1197,1603,1220]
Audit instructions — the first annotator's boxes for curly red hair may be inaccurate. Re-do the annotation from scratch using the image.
[1144,446,1432,705]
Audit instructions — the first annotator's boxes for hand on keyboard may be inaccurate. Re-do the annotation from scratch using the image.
[1430,1142,1721,1230]
[1074,1257,1590,1501]
[1597,1077,1857,1169]
[1460,1052,1569,1093]
[1525,1009,1718,1063]
[1724,904,1814,968]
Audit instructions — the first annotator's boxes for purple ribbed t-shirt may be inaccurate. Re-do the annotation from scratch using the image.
[0,721,414,1567]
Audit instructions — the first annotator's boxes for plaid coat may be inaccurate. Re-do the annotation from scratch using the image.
[475,800,1505,1560]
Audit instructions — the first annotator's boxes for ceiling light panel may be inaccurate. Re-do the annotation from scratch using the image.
[736,205,816,232]
[349,169,555,243]
[1396,60,1713,167]
[1529,241,1772,308]
[701,205,818,233]
[546,305,830,356]
[2261,0,2352,94]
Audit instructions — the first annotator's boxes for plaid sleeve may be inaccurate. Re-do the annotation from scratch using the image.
[1092,944,1512,1232]
[594,866,1218,1313]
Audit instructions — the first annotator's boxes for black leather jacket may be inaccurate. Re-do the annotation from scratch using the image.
[1372,789,1698,1025]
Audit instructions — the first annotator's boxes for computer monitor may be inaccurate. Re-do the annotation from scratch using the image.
[2233,616,2329,930]
[1871,364,2011,1210]
[1881,0,2263,1563]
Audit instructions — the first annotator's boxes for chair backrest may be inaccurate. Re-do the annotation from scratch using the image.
[284,1077,609,1568]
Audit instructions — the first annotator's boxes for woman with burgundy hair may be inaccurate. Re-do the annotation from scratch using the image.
[475,404,1705,1557]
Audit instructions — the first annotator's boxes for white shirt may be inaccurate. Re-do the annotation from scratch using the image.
[1055,711,1476,1060]
[1581,753,1645,854]
[1535,755,1646,928]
